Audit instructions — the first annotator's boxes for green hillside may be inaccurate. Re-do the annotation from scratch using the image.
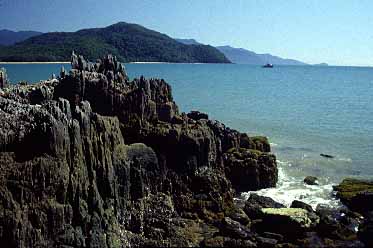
[0,22,230,63]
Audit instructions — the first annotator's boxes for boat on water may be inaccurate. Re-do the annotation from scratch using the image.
[262,63,274,68]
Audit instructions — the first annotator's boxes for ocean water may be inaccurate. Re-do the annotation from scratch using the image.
[2,63,373,208]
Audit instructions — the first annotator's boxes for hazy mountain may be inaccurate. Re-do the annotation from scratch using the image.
[178,38,309,65]
[215,46,263,65]
[217,45,308,65]
[257,53,307,66]
[0,23,230,63]
[0,30,43,45]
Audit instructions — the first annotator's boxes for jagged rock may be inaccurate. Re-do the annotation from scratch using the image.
[223,148,278,192]
[291,200,314,212]
[334,178,373,214]
[239,134,271,152]
[220,217,253,240]
[304,176,319,186]
[0,67,8,88]
[187,110,209,120]
[256,236,278,248]
[244,194,285,220]
[257,208,319,238]
[315,204,359,241]
[227,207,251,226]
[0,53,279,247]
[358,211,373,247]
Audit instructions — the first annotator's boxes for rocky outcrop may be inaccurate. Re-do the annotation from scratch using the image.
[304,176,318,186]
[0,53,369,247]
[0,53,278,247]
[0,67,7,89]
[334,178,373,214]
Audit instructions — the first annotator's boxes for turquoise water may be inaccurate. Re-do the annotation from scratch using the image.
[2,63,373,207]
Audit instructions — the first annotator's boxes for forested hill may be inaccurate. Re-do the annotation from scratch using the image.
[0,22,231,63]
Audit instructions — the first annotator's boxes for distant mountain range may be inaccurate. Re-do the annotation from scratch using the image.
[177,39,309,65]
[0,26,324,65]
[0,23,230,63]
[0,30,43,46]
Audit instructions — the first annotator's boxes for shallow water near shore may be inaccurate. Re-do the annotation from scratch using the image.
[2,62,373,207]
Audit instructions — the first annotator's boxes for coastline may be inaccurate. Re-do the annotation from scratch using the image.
[0,61,70,64]
[0,53,371,247]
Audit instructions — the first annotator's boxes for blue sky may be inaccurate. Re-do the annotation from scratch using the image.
[1,0,373,66]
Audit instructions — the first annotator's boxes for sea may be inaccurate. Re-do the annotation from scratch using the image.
[2,63,373,209]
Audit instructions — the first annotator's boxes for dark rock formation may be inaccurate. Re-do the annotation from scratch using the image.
[291,200,314,213]
[223,148,277,192]
[358,211,373,247]
[0,53,277,247]
[243,194,285,220]
[334,178,373,214]
[0,67,8,89]
[304,176,319,186]
[187,110,208,120]
[0,53,369,247]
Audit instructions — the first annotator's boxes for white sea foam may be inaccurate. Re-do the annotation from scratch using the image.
[241,163,341,209]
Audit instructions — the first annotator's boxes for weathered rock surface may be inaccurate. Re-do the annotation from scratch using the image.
[0,53,278,247]
[258,208,319,238]
[0,53,369,247]
[304,176,319,186]
[0,67,7,89]
[334,178,373,214]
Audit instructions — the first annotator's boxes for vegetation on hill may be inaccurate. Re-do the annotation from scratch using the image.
[0,23,230,63]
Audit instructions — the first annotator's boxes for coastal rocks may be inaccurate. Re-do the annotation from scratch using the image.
[187,110,208,120]
[239,134,271,153]
[315,204,360,241]
[219,217,253,240]
[258,208,319,238]
[223,148,277,192]
[0,53,280,247]
[358,211,373,247]
[243,194,285,220]
[0,67,8,89]
[334,178,373,214]
[304,176,319,186]
[291,200,314,213]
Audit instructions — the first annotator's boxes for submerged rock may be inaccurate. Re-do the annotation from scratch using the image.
[304,176,319,186]
[320,153,334,158]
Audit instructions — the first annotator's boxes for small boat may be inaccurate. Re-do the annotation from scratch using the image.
[262,63,274,68]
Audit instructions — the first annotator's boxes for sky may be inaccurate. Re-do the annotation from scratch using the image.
[1,0,373,66]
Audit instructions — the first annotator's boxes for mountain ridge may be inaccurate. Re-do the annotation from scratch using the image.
[176,39,309,65]
[0,23,230,63]
[216,45,308,65]
[0,30,43,46]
